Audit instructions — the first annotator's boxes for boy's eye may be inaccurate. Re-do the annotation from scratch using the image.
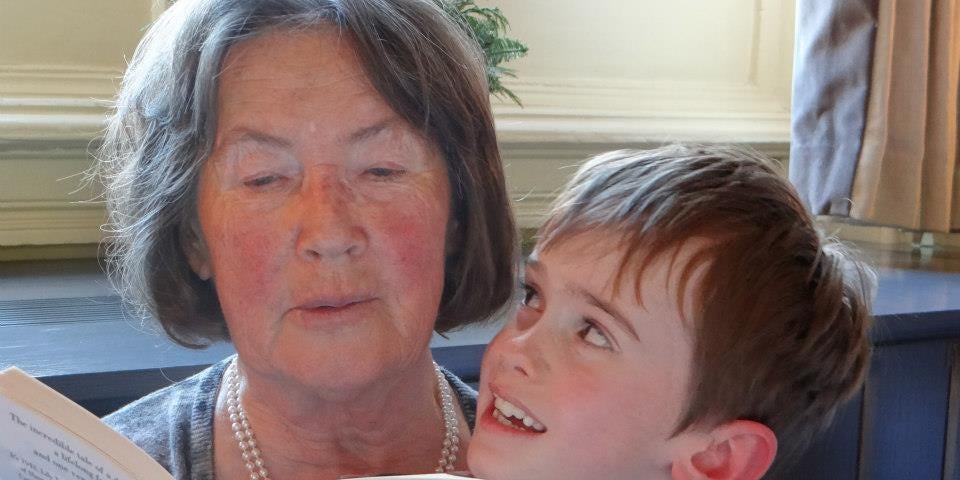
[521,283,543,310]
[579,322,612,349]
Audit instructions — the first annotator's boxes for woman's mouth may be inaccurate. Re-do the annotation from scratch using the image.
[491,394,547,433]
[297,295,373,310]
[288,296,375,326]
[304,301,361,311]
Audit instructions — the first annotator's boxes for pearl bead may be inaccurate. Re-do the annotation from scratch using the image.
[224,359,461,479]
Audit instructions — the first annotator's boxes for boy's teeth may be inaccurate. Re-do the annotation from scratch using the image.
[492,395,546,432]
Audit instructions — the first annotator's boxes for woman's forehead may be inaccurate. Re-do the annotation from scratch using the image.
[218,27,369,98]
[212,29,405,147]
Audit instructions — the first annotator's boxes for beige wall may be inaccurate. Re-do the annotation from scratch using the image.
[0,0,794,250]
[0,1,150,66]
[0,0,154,249]
[486,0,795,226]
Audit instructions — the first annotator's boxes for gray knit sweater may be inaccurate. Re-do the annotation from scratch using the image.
[103,356,478,480]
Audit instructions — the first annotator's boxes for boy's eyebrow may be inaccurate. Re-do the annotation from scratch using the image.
[576,288,641,341]
[526,258,641,341]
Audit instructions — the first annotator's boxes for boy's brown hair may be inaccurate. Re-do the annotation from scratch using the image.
[538,145,873,472]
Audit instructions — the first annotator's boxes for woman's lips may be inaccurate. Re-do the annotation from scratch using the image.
[295,294,374,309]
[287,297,375,326]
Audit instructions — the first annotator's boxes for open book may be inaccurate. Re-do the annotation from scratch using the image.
[0,366,172,479]
[0,367,473,480]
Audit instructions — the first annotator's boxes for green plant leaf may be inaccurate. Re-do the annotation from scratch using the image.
[436,0,529,106]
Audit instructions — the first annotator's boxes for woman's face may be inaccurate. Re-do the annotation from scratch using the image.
[190,28,451,392]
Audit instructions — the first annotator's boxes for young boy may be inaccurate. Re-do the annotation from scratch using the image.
[466,145,873,479]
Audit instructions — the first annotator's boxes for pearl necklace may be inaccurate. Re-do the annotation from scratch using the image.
[225,359,461,480]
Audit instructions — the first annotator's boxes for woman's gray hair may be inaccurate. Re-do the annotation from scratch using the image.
[97,0,517,347]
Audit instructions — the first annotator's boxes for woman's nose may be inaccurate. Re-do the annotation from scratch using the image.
[293,176,368,261]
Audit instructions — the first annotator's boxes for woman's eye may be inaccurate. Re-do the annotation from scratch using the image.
[580,322,612,349]
[521,283,543,310]
[365,167,406,179]
[243,174,281,188]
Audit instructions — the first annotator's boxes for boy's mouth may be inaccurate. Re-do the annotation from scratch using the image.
[492,394,547,433]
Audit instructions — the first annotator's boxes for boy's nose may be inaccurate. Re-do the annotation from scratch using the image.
[499,326,550,378]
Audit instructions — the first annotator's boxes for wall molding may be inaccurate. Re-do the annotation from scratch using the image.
[492,76,791,144]
[0,65,119,95]
[0,65,117,145]
[502,140,790,228]
[0,201,106,245]
[488,74,792,228]
[0,66,113,245]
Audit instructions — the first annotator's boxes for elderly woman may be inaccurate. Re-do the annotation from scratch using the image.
[98,0,516,479]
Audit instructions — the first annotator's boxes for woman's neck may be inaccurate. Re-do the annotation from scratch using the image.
[213,352,470,480]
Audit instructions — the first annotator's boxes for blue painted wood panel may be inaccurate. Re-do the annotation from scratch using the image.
[781,391,863,479]
[858,342,953,480]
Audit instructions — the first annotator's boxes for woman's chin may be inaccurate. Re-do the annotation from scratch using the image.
[254,342,423,396]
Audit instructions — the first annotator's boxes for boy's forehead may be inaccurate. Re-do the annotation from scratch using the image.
[531,232,712,327]
[534,232,711,280]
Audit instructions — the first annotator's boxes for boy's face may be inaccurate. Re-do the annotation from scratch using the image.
[468,233,704,480]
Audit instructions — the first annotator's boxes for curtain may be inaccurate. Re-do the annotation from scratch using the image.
[790,0,960,232]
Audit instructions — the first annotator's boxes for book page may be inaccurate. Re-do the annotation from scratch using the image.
[0,394,133,480]
[0,368,171,480]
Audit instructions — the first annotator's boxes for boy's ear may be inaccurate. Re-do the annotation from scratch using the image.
[671,420,777,480]
[180,224,212,281]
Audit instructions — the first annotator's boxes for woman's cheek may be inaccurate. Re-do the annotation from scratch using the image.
[372,197,450,306]
[206,211,288,307]
[385,214,448,282]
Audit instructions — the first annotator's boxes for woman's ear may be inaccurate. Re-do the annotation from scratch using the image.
[180,224,212,281]
[671,420,777,480]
